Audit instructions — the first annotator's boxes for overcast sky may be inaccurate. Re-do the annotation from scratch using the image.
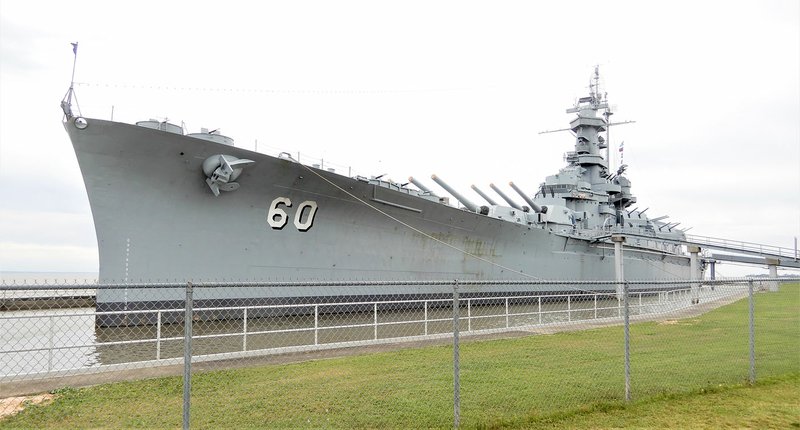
[1,0,798,278]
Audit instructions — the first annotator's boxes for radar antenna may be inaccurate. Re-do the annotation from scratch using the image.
[590,65,601,107]
[539,66,635,174]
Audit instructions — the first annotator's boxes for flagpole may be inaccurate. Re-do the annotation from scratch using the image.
[61,42,79,118]
[68,42,78,103]
[70,44,78,85]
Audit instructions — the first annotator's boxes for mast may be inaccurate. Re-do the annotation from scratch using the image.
[603,103,613,173]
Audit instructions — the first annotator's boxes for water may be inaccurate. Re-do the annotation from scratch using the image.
[1,309,99,378]
[1,286,741,381]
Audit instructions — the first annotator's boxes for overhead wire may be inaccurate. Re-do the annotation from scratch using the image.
[73,81,467,95]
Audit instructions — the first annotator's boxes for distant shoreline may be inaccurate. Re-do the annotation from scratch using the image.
[0,271,99,283]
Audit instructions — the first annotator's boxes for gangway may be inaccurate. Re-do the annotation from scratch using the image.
[590,231,800,270]
[685,234,797,261]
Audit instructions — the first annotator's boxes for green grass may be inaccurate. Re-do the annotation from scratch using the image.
[2,284,798,429]
[505,374,800,429]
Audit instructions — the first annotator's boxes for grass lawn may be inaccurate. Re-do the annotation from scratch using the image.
[515,374,800,429]
[2,283,797,429]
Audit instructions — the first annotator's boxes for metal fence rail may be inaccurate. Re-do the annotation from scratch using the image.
[0,277,792,428]
[0,285,723,382]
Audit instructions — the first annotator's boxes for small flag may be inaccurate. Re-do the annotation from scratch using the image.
[71,42,78,55]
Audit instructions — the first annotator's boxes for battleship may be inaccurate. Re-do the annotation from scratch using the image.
[62,68,695,322]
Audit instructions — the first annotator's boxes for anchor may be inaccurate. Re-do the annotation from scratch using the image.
[202,154,255,196]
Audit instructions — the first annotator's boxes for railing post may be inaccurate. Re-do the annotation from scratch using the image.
[156,311,162,360]
[748,280,756,384]
[594,294,598,319]
[467,299,471,332]
[243,308,248,352]
[538,296,542,324]
[505,297,509,329]
[374,303,378,340]
[624,281,631,402]
[314,305,319,345]
[453,280,461,429]
[48,315,54,372]
[424,301,428,336]
[567,295,571,322]
[183,282,193,430]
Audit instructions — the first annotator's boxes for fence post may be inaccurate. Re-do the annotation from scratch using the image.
[183,282,193,430]
[453,280,461,429]
[748,279,756,384]
[624,280,631,402]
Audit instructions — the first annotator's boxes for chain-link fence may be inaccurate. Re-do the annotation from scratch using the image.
[1,278,796,427]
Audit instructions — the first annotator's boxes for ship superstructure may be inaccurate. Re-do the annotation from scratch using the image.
[527,67,686,252]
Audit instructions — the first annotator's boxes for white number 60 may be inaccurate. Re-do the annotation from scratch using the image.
[268,197,318,231]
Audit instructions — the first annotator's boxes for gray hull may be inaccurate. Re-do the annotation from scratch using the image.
[64,117,691,313]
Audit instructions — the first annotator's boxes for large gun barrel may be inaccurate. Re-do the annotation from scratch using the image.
[431,174,478,212]
[508,182,546,213]
[659,221,680,232]
[489,183,523,211]
[471,185,498,206]
[408,176,437,196]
